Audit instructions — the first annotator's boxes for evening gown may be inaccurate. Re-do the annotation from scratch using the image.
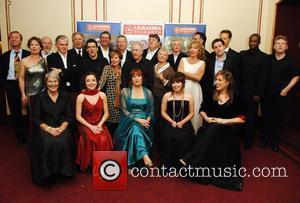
[114,87,154,166]
[76,93,113,172]
[25,58,47,97]
[27,91,74,185]
[160,100,195,168]
[182,58,204,133]
[182,96,244,191]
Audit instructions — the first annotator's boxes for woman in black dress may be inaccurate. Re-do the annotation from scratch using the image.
[180,70,245,191]
[160,72,195,168]
[27,71,74,185]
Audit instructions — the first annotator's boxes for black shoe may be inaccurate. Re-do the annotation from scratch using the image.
[17,139,25,147]
[272,145,279,152]
[259,142,267,148]
[243,143,253,149]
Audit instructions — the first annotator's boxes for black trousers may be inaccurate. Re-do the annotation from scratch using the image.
[244,100,259,146]
[5,80,25,142]
[261,95,287,146]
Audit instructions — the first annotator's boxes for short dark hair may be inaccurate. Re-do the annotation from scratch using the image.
[9,31,23,40]
[100,31,111,39]
[170,72,185,88]
[194,31,207,45]
[220,30,232,39]
[85,38,98,47]
[211,38,225,49]
[27,36,43,49]
[149,34,160,43]
[249,33,261,42]
[72,32,84,39]
[55,35,68,44]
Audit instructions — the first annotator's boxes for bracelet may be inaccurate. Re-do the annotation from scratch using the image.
[45,126,51,132]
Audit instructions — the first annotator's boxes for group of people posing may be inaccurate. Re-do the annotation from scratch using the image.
[0,29,299,191]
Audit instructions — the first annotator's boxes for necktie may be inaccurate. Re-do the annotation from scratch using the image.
[14,51,21,79]
[78,49,82,57]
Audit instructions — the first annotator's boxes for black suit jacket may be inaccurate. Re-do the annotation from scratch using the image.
[122,50,133,68]
[98,46,112,64]
[167,52,188,72]
[142,48,160,66]
[68,48,88,60]
[202,52,238,98]
[0,49,30,87]
[46,52,80,92]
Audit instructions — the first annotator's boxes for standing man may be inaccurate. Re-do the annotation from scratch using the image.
[116,35,133,68]
[240,33,268,149]
[122,42,154,90]
[41,36,53,59]
[98,31,112,63]
[220,30,240,92]
[142,34,160,66]
[47,35,80,93]
[68,32,87,59]
[261,35,299,152]
[167,38,187,72]
[80,39,108,77]
[0,31,30,146]
[201,38,237,100]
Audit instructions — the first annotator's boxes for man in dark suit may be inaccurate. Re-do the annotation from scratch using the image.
[220,30,240,92]
[47,35,80,93]
[116,35,133,68]
[142,34,160,66]
[98,31,112,63]
[240,34,268,149]
[167,38,187,72]
[68,32,88,60]
[202,38,237,100]
[122,42,154,90]
[0,31,30,146]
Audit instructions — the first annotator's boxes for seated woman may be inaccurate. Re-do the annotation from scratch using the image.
[75,72,113,173]
[160,72,195,168]
[180,70,246,191]
[27,71,74,185]
[114,68,154,167]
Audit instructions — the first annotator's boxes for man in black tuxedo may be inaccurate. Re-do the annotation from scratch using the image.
[0,31,30,146]
[142,34,160,66]
[47,35,80,93]
[68,32,88,60]
[80,39,108,77]
[167,38,187,72]
[220,30,240,92]
[202,38,237,100]
[240,34,268,149]
[98,31,112,63]
[122,42,154,90]
[116,35,133,68]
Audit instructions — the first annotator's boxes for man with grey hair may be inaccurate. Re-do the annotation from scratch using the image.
[46,35,80,92]
[41,36,53,59]
[167,38,187,71]
[122,42,154,90]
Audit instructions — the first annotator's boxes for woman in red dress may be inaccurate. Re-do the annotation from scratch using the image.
[75,72,113,172]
